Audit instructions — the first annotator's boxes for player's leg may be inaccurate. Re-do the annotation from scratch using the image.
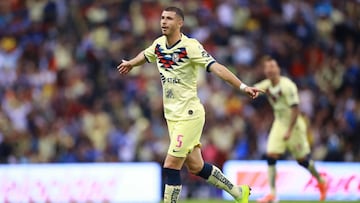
[257,120,285,203]
[184,147,250,203]
[288,118,327,201]
[296,155,327,201]
[163,117,205,203]
[163,154,186,203]
[296,155,323,184]
[256,153,280,203]
[267,154,280,197]
[163,120,187,203]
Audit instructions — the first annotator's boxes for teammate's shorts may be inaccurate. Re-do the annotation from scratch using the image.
[267,116,310,159]
[167,116,205,157]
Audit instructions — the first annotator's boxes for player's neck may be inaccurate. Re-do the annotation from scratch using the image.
[271,77,280,86]
[166,32,182,48]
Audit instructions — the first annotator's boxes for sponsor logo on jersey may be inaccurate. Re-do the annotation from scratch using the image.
[160,73,181,84]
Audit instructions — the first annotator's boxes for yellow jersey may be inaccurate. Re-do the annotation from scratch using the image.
[255,76,300,124]
[144,34,215,121]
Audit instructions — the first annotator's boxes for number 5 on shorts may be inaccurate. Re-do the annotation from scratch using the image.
[176,135,184,147]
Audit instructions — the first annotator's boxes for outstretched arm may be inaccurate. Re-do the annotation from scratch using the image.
[208,62,264,99]
[117,51,147,75]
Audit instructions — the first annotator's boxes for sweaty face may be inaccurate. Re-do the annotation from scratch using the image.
[160,11,182,36]
[263,60,280,80]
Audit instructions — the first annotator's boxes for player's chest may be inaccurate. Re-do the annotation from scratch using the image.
[266,85,285,103]
[155,44,190,71]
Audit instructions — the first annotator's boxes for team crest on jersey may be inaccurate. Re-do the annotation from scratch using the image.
[266,88,282,102]
[172,53,180,62]
[155,44,188,70]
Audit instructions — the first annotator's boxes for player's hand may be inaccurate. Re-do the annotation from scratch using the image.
[283,130,291,141]
[244,86,265,99]
[117,59,133,75]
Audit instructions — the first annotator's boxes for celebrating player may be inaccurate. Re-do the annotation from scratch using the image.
[255,56,328,203]
[117,6,263,203]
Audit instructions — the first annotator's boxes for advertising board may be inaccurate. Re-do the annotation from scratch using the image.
[0,163,161,203]
[223,160,360,201]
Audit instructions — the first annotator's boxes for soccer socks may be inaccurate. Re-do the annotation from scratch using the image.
[164,185,182,203]
[197,163,242,199]
[266,156,277,196]
[164,164,242,202]
[306,160,324,183]
[196,162,212,179]
[268,165,277,196]
[298,159,324,183]
[163,168,182,203]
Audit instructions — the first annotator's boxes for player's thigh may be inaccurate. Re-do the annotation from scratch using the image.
[287,120,310,159]
[267,120,287,154]
[167,116,205,158]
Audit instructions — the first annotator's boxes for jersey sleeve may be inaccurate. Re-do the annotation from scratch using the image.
[285,81,299,106]
[144,40,157,63]
[187,39,215,71]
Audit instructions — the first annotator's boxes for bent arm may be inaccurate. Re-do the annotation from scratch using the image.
[128,50,147,67]
[117,51,147,75]
[287,104,300,133]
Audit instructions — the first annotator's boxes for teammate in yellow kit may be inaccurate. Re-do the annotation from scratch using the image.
[117,6,264,203]
[255,56,328,203]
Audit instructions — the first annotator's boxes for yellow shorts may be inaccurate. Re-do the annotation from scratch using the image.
[166,116,205,158]
[267,117,310,159]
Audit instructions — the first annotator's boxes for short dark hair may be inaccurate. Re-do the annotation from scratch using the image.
[260,55,275,64]
[164,6,184,21]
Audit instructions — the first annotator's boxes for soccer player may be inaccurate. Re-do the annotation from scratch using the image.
[117,6,264,203]
[255,56,328,203]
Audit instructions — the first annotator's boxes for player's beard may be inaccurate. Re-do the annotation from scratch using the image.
[162,25,178,37]
[162,30,168,36]
[162,28,171,36]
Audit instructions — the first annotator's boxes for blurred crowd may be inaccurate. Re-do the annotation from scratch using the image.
[0,0,359,170]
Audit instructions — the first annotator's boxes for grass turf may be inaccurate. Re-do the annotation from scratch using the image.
[179,200,356,203]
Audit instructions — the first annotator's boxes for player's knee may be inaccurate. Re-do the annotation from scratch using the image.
[297,159,310,168]
[267,156,277,166]
[187,164,203,175]
[297,154,311,168]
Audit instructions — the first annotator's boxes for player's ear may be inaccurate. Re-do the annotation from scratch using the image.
[178,18,184,28]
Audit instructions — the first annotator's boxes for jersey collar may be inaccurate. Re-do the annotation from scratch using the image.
[166,34,182,49]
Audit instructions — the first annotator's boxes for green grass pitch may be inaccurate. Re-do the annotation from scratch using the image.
[179,200,356,203]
